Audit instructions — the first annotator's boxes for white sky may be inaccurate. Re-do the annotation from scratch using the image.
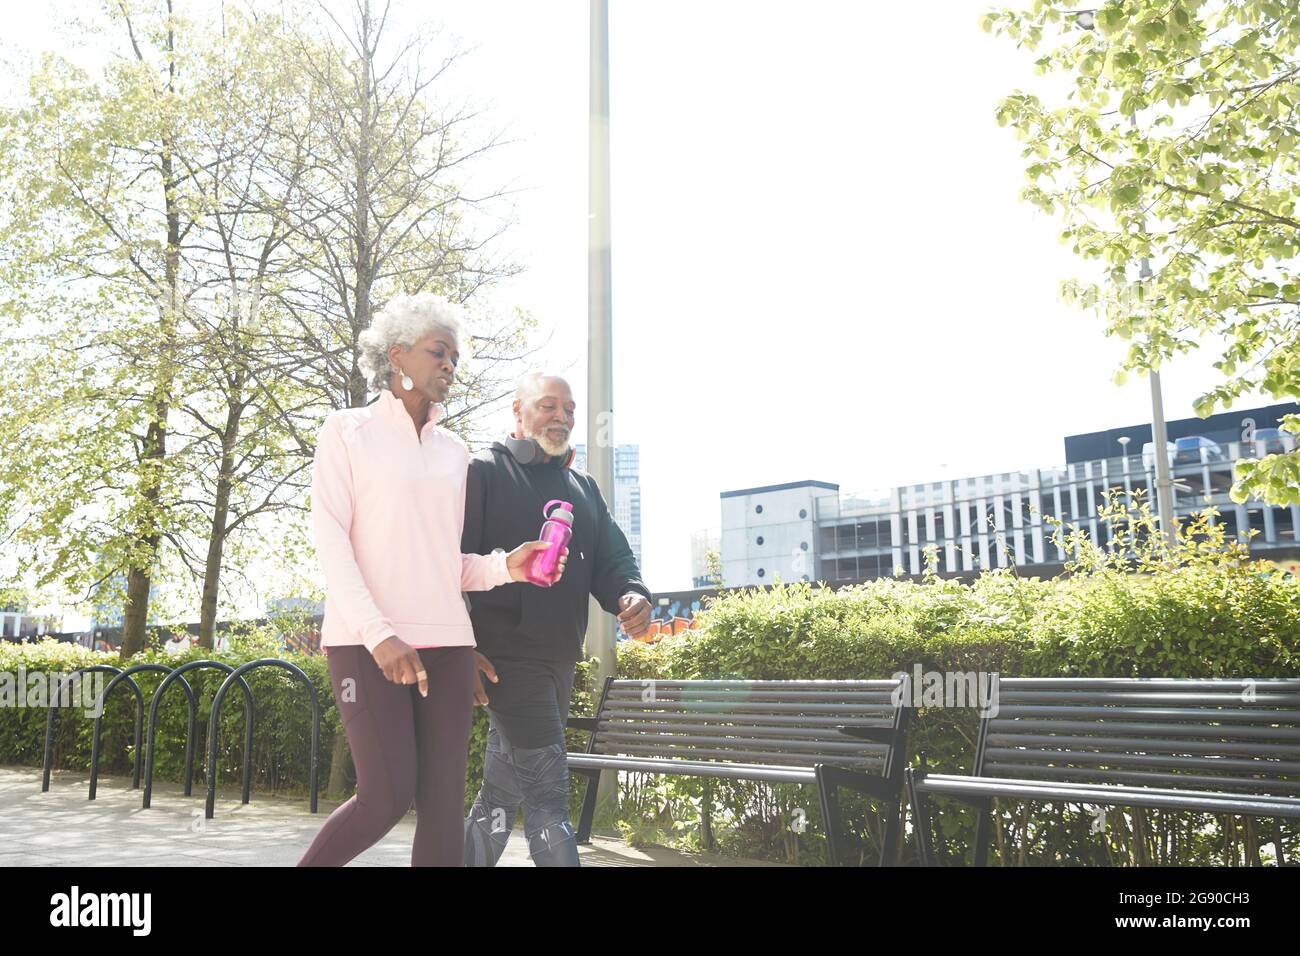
[5,0,1270,618]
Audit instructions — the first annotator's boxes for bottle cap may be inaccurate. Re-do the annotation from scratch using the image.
[543,499,574,525]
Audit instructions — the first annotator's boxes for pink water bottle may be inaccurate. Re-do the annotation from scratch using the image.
[522,499,573,587]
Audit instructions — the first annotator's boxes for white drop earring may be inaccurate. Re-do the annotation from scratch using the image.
[397,366,414,391]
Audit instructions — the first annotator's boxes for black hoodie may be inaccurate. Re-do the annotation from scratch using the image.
[461,440,651,663]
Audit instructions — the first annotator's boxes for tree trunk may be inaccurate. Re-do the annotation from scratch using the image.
[198,500,229,649]
[120,553,158,659]
[325,729,351,800]
[198,399,244,647]
[120,14,182,660]
[120,366,173,659]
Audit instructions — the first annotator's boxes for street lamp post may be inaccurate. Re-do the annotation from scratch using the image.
[1073,9,1179,553]
[1117,436,1132,498]
[586,0,618,822]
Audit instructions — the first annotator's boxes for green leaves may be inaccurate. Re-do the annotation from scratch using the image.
[993,0,1300,510]
[3,2,540,649]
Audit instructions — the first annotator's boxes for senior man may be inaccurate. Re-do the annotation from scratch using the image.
[462,372,652,866]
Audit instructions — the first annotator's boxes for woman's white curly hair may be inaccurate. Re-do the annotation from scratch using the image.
[358,293,468,393]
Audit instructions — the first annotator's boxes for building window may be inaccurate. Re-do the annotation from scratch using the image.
[799,508,808,519]
[800,541,808,551]
[757,568,765,578]
[756,536,764,546]
[801,574,810,582]
[819,526,836,553]
[755,504,763,514]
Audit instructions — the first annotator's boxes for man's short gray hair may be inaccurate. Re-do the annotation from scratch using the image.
[358,293,467,392]
[515,372,574,402]
[515,371,549,402]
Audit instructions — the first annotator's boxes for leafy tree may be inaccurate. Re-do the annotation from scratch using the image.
[704,546,724,587]
[985,0,1300,504]
[0,0,215,656]
[264,0,537,432]
[161,9,319,647]
[0,0,542,654]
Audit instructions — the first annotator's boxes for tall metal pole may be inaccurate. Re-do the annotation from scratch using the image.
[1133,111,1178,554]
[1075,12,1180,555]
[586,0,618,819]
[1149,363,1179,551]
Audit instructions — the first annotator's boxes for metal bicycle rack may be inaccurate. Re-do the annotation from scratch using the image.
[143,660,253,810]
[43,664,124,793]
[89,663,181,800]
[206,658,321,819]
[38,657,320,820]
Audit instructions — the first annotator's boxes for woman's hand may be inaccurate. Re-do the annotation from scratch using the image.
[372,636,428,697]
[505,541,569,584]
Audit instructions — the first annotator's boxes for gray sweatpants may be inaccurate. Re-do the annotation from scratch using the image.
[464,655,581,867]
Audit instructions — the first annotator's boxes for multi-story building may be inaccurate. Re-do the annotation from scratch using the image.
[574,443,642,572]
[721,481,838,587]
[0,603,57,641]
[720,403,1300,587]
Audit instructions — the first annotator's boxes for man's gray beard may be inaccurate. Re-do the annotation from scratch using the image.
[528,429,570,457]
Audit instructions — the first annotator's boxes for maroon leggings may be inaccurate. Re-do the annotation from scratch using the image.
[298,644,475,867]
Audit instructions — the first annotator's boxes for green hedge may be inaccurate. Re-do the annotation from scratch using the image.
[611,497,1300,865]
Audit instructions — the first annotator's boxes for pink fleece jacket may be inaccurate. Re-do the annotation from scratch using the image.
[310,387,513,654]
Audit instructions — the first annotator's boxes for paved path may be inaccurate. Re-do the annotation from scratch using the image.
[0,766,783,867]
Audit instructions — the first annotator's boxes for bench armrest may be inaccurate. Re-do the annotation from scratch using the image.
[566,716,599,732]
[836,725,898,744]
[818,765,901,800]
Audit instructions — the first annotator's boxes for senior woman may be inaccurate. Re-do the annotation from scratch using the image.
[298,293,564,867]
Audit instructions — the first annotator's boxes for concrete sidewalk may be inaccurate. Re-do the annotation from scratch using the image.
[0,766,783,867]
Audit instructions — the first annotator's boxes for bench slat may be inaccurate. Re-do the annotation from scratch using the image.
[929,773,1300,807]
[599,709,894,729]
[606,679,903,690]
[998,690,1300,705]
[986,719,1300,741]
[593,741,885,769]
[984,733,1300,759]
[979,761,1300,795]
[606,688,897,702]
[596,719,895,742]
[594,730,889,756]
[912,773,1300,818]
[603,697,899,712]
[993,705,1300,723]
[997,678,1300,691]
[566,753,820,784]
[982,746,1300,776]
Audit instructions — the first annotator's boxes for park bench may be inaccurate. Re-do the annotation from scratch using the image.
[566,677,910,865]
[905,677,1300,865]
